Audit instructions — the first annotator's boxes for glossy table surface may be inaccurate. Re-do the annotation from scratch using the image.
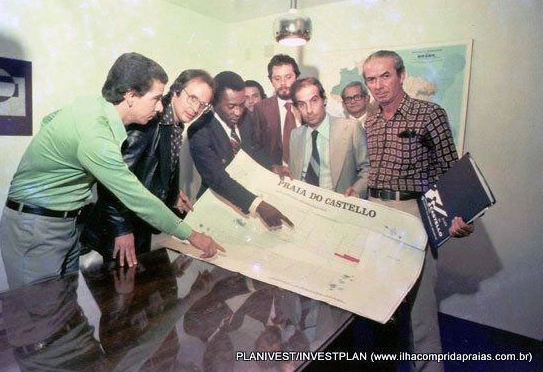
[0,248,353,371]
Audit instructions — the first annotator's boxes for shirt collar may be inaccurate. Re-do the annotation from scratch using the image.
[214,111,235,136]
[306,114,330,141]
[277,96,292,107]
[347,112,367,121]
[159,104,177,127]
[369,92,411,125]
[395,92,412,119]
[100,97,127,143]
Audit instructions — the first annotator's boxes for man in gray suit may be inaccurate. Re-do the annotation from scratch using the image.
[288,77,369,198]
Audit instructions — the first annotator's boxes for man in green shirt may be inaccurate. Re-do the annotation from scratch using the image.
[0,53,224,289]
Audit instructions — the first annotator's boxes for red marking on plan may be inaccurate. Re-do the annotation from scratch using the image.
[334,253,360,263]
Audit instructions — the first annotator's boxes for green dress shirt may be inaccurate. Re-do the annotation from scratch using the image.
[8,96,192,239]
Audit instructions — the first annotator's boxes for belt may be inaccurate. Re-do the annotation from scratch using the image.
[6,199,81,219]
[14,311,85,356]
[369,188,422,201]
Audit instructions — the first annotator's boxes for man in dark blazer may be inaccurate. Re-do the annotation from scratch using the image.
[188,71,293,230]
[251,54,301,167]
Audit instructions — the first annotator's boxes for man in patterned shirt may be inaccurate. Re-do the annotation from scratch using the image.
[362,50,473,372]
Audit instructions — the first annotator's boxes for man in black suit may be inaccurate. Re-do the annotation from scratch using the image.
[188,71,292,230]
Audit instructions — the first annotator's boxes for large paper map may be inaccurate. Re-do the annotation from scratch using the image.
[162,151,427,324]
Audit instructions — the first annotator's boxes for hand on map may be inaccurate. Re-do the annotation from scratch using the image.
[271,164,293,180]
[188,230,226,258]
[256,201,294,230]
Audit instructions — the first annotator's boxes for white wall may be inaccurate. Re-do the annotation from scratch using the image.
[0,0,228,293]
[227,0,543,340]
[0,0,542,340]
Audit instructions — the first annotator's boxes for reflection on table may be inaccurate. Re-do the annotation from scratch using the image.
[0,248,352,371]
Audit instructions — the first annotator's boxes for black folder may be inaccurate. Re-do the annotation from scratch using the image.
[417,152,496,248]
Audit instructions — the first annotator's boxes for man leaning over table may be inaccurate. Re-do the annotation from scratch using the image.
[0,52,224,289]
[188,71,293,231]
[80,69,215,267]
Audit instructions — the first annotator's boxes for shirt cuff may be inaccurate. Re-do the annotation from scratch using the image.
[172,219,193,240]
[249,196,263,215]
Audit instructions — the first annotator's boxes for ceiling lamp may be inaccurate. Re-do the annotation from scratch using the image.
[273,0,312,47]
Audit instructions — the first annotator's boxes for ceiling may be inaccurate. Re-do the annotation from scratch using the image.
[164,0,347,23]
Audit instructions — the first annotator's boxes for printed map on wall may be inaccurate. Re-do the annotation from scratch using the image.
[322,40,473,152]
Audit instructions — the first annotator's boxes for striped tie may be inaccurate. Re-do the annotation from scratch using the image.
[229,126,241,154]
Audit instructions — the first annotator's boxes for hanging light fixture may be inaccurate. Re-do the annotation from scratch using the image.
[273,0,312,47]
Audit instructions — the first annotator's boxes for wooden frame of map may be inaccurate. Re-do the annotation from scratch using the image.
[321,39,473,153]
[0,56,33,136]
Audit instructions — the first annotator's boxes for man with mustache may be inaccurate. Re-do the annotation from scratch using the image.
[81,69,215,267]
[251,54,301,168]
[0,54,223,289]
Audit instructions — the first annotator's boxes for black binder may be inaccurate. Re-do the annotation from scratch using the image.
[417,153,496,248]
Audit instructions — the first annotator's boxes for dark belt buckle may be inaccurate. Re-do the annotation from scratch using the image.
[378,189,395,200]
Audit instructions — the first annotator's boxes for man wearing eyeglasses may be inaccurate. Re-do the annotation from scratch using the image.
[188,71,293,231]
[341,80,371,128]
[1,55,224,289]
[81,70,215,266]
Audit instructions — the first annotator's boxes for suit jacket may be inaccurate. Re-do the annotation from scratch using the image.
[251,96,286,166]
[188,111,267,214]
[289,116,369,198]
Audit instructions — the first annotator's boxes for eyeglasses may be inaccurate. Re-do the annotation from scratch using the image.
[342,94,366,104]
[182,89,211,113]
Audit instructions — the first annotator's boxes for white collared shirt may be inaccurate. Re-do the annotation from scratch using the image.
[302,115,333,190]
[213,110,263,213]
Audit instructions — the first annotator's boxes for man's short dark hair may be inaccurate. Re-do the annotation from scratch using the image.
[102,52,168,104]
[213,71,245,106]
[267,54,301,80]
[244,80,267,99]
[362,50,405,79]
[169,69,214,96]
[291,77,326,107]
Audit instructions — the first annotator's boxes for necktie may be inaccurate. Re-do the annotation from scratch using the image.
[305,130,320,186]
[230,126,241,154]
[282,102,296,163]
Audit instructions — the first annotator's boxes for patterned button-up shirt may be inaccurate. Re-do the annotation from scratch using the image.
[160,104,183,173]
[365,93,458,192]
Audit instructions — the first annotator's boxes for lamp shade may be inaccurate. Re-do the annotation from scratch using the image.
[273,8,312,47]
